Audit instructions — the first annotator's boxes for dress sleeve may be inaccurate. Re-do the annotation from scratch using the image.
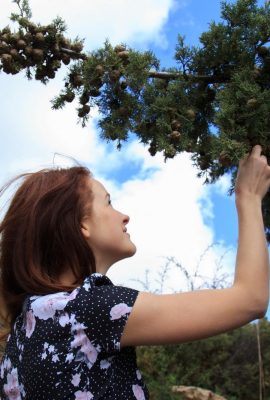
[70,275,139,354]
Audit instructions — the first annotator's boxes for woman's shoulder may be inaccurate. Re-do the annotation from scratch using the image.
[24,273,113,308]
[20,274,113,323]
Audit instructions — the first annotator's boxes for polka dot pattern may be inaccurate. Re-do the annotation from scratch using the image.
[0,273,149,399]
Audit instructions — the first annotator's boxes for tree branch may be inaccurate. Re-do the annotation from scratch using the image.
[60,47,88,60]
[59,49,231,84]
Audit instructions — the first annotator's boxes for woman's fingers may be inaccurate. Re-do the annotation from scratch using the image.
[260,154,268,164]
[243,145,268,168]
[250,144,262,157]
[235,145,270,201]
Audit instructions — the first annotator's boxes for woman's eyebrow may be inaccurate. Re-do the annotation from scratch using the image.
[105,193,110,199]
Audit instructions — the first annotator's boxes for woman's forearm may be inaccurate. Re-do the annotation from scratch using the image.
[234,195,269,315]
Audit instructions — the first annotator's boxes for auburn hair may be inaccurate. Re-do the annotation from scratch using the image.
[0,166,95,341]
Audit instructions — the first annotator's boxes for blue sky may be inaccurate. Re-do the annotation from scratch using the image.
[0,0,269,319]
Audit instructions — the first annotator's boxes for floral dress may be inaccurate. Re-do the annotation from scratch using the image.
[0,273,149,400]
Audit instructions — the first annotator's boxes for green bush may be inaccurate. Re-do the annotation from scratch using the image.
[137,318,270,400]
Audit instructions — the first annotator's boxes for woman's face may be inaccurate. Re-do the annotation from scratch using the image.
[81,179,136,273]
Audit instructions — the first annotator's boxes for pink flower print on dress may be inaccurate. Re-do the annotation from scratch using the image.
[132,384,145,400]
[110,303,132,320]
[71,329,98,367]
[136,369,142,380]
[65,353,74,363]
[4,368,23,400]
[59,312,76,327]
[25,310,36,338]
[74,390,94,399]
[52,354,59,363]
[83,281,91,291]
[71,373,81,387]
[100,359,111,369]
[1,357,12,379]
[48,345,55,353]
[31,288,78,320]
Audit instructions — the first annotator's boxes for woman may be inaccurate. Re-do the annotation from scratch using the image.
[0,145,269,400]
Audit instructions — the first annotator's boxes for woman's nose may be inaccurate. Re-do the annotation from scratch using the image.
[123,214,130,224]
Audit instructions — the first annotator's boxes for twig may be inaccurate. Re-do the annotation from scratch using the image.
[148,70,229,83]
[60,47,88,60]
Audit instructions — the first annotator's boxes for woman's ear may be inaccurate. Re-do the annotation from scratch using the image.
[80,219,91,239]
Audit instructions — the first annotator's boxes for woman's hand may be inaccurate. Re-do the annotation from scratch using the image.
[235,145,270,203]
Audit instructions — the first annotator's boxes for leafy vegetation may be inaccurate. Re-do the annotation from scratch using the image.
[1,0,270,218]
[137,318,270,400]
[1,1,270,232]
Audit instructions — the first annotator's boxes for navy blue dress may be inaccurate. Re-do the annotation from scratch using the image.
[0,273,149,399]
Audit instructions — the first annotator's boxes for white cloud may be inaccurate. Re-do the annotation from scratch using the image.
[1,0,176,49]
[211,174,232,196]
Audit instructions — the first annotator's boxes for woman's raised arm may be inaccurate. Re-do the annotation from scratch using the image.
[120,145,270,348]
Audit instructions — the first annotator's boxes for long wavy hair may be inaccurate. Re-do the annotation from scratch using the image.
[0,166,95,341]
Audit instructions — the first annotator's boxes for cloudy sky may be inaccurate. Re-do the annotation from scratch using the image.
[0,0,268,317]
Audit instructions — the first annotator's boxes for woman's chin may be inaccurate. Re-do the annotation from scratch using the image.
[129,242,137,256]
[123,242,137,260]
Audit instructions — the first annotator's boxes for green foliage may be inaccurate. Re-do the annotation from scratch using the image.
[1,0,270,236]
[137,318,270,400]
[11,0,32,20]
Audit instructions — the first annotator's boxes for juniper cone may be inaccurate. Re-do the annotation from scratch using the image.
[1,0,270,238]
